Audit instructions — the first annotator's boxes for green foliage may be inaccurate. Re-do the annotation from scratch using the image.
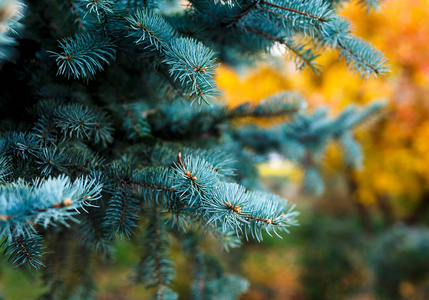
[0,175,102,239]
[164,38,219,105]
[126,8,175,49]
[320,17,389,78]
[49,33,116,79]
[104,188,141,240]
[0,0,388,298]
[370,225,429,299]
[132,208,177,299]
[300,217,366,300]
[231,101,386,194]
[1,233,46,269]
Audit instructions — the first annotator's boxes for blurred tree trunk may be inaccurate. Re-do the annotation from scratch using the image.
[376,194,394,226]
[346,169,373,234]
[405,191,429,225]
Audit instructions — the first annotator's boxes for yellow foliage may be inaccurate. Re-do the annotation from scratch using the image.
[217,66,293,107]
[258,160,303,182]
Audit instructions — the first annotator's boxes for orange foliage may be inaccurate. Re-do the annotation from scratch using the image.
[216,0,429,208]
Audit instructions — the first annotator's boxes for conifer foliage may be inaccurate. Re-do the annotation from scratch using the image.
[0,0,387,298]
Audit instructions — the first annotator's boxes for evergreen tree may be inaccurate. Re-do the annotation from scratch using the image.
[0,0,387,298]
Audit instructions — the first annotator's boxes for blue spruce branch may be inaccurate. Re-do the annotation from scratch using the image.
[49,32,116,79]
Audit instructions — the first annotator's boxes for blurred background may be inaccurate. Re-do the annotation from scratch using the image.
[2,1,429,299]
[215,0,429,299]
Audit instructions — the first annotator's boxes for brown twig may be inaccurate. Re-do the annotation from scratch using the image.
[87,210,103,242]
[112,83,142,136]
[68,0,84,30]
[245,27,313,67]
[224,202,280,225]
[261,0,327,22]
[223,1,259,27]
[156,65,185,97]
[338,40,379,75]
